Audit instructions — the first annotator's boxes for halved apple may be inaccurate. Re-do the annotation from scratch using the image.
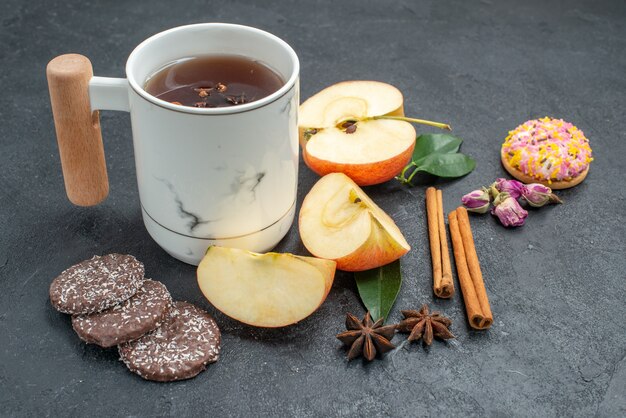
[299,173,410,271]
[197,246,336,327]
[299,80,416,186]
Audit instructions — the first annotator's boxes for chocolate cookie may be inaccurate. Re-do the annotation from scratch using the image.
[119,301,221,382]
[72,280,172,348]
[49,254,145,315]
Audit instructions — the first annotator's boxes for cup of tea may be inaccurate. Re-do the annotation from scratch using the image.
[47,23,300,265]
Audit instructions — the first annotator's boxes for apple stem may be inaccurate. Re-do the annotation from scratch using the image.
[336,116,451,132]
[369,115,452,131]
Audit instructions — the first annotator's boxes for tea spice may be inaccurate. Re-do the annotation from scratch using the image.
[397,304,454,346]
[336,312,396,361]
[144,54,284,108]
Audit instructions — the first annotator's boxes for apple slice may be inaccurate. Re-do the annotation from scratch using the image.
[299,173,410,271]
[299,81,416,186]
[197,246,336,328]
[300,81,451,186]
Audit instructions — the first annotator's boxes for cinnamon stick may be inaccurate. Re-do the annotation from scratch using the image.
[448,208,493,330]
[426,187,442,295]
[426,187,454,298]
[436,189,454,297]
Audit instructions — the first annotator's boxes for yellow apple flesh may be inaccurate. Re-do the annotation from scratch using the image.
[197,246,336,328]
[299,81,416,186]
[299,173,411,271]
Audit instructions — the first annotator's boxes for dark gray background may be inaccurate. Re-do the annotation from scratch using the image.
[1,0,625,416]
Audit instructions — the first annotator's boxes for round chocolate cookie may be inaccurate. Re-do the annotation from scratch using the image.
[72,280,172,348]
[49,254,145,315]
[119,301,221,382]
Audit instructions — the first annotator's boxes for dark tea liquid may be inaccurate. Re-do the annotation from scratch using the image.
[144,55,284,108]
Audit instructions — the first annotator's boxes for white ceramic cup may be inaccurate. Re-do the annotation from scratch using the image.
[47,23,300,265]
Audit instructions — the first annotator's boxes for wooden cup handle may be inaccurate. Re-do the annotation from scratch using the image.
[47,54,109,206]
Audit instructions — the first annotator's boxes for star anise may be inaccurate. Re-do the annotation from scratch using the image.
[336,312,396,361]
[397,304,454,345]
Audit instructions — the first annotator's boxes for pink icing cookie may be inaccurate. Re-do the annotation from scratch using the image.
[501,117,592,189]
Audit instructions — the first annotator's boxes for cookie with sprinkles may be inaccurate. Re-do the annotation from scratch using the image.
[119,301,221,382]
[501,117,593,189]
[49,254,145,315]
[72,279,172,348]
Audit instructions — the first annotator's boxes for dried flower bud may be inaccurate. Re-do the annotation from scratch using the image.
[461,188,491,214]
[493,178,524,199]
[488,183,500,200]
[491,192,528,227]
[522,183,563,207]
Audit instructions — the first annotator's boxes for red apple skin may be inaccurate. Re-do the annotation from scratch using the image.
[332,219,410,272]
[302,141,415,186]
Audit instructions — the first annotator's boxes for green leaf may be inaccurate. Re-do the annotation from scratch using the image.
[414,152,476,178]
[412,133,463,162]
[396,133,475,185]
[354,260,402,322]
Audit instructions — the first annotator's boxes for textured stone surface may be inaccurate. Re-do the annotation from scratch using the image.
[1,0,625,416]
